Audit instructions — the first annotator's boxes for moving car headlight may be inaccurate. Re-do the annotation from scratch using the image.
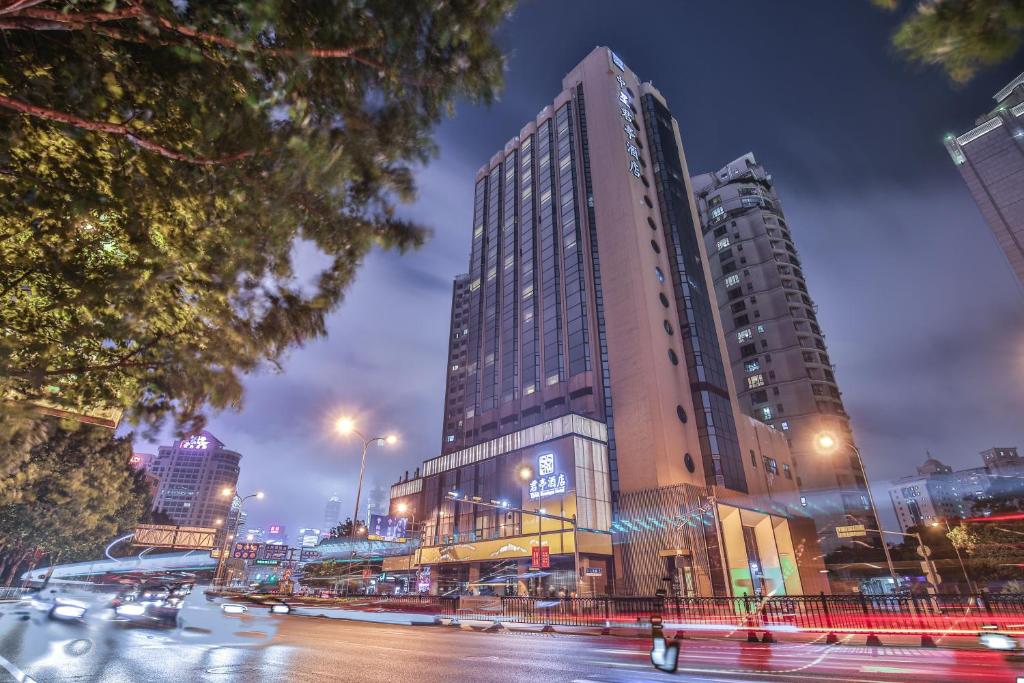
[52,604,87,619]
[221,604,247,614]
[980,632,1018,650]
[115,603,146,616]
[270,604,290,614]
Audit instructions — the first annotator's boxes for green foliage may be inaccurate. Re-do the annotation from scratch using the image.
[877,0,1024,82]
[328,517,363,538]
[0,419,152,581]
[0,0,511,432]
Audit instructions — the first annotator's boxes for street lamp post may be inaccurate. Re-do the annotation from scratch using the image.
[335,417,397,539]
[931,519,975,593]
[214,489,264,587]
[815,433,900,592]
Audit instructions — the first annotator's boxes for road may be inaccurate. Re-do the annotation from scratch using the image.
[1,590,1023,682]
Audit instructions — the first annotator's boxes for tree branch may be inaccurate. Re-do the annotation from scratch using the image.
[0,94,254,165]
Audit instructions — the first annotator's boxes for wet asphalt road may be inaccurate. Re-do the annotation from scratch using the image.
[1,590,1023,682]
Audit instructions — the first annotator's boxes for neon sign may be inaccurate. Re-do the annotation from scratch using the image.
[615,74,642,179]
[528,453,567,500]
[179,435,209,450]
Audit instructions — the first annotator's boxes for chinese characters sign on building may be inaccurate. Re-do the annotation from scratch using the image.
[531,546,551,569]
[179,434,209,450]
[614,73,642,180]
[528,453,567,500]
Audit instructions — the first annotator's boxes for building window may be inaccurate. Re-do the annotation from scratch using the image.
[655,266,665,283]
[668,349,679,365]
[711,205,725,221]
[676,405,688,423]
[737,328,752,342]
[760,406,772,420]
[716,237,730,251]
[445,435,455,443]
[747,374,765,389]
[724,273,740,288]
[684,453,695,473]
[659,293,670,307]
[647,216,658,230]
[763,457,778,475]
[664,320,674,335]
[651,239,661,254]
[756,324,765,334]
[783,463,792,479]
[750,450,757,467]
[744,360,760,373]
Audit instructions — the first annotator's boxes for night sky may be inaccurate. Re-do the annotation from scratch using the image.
[136,1,1024,536]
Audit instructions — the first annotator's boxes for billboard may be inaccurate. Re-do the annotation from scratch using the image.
[262,545,290,561]
[232,542,262,560]
[133,524,216,549]
[367,514,408,542]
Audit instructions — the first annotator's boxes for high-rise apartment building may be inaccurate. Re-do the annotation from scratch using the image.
[692,154,873,550]
[324,494,342,532]
[390,48,826,598]
[945,73,1024,288]
[149,431,240,533]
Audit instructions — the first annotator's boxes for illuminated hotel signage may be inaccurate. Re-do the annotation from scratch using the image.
[528,453,567,500]
[615,73,642,180]
[179,434,209,450]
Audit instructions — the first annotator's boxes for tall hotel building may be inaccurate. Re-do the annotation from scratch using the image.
[149,430,241,537]
[945,73,1024,288]
[692,155,874,551]
[390,48,826,597]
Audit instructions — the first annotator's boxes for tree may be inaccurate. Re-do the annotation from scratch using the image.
[0,419,153,584]
[329,517,364,539]
[0,0,511,432]
[874,0,1024,82]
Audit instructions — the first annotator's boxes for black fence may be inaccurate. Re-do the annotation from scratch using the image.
[266,591,1024,634]
[479,593,1024,634]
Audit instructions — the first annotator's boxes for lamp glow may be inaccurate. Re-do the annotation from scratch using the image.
[814,432,838,453]
[336,417,355,435]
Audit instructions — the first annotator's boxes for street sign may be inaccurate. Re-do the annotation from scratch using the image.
[836,524,867,539]
[300,549,321,562]
[585,567,603,576]
[232,542,262,560]
[254,559,280,566]
[134,524,216,549]
[916,544,932,558]
[367,514,409,542]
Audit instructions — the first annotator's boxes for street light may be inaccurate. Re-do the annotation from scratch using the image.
[334,416,398,538]
[214,488,264,587]
[930,519,976,593]
[518,465,533,482]
[814,431,900,591]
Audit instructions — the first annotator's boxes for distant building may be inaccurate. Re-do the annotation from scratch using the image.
[324,494,342,532]
[129,452,154,470]
[265,524,287,546]
[945,73,1024,287]
[148,431,240,536]
[242,527,265,543]
[888,448,1023,531]
[298,528,321,547]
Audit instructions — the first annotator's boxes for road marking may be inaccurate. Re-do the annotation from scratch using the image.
[860,665,932,675]
[0,654,35,683]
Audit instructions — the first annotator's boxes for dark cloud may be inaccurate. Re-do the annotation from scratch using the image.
[133,1,1024,538]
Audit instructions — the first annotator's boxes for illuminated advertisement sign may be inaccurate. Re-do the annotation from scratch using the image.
[268,525,282,534]
[179,434,209,450]
[610,51,625,71]
[262,545,290,561]
[232,542,262,560]
[528,453,567,500]
[367,514,408,542]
